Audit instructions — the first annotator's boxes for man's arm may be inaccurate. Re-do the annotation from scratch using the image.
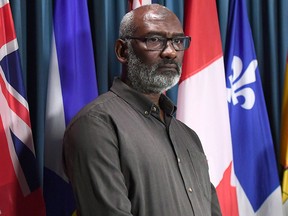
[63,113,133,216]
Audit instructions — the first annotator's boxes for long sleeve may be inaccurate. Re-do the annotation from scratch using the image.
[63,112,133,216]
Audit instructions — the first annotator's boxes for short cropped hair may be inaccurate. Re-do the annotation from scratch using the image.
[119,11,136,39]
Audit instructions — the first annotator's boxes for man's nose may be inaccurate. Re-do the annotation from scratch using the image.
[160,41,177,59]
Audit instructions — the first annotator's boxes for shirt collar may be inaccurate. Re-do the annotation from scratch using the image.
[110,78,176,117]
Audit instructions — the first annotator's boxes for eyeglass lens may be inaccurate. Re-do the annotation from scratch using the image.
[146,37,190,51]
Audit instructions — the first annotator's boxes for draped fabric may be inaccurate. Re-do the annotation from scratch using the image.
[177,0,237,215]
[281,55,288,214]
[10,0,53,186]
[0,1,46,215]
[217,0,288,154]
[224,0,282,214]
[43,0,98,215]
[6,0,288,215]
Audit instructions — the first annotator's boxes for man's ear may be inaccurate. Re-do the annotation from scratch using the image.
[115,39,128,64]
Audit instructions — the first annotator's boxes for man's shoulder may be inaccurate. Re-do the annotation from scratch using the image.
[67,91,119,127]
[81,91,116,113]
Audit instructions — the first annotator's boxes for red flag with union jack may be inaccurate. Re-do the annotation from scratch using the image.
[0,0,46,215]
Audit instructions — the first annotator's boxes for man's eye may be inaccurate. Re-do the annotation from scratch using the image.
[173,38,183,44]
[147,37,162,43]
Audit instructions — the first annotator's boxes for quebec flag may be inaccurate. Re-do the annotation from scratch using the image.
[44,0,98,215]
[224,0,283,215]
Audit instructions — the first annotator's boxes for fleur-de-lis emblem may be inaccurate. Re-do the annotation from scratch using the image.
[227,56,257,110]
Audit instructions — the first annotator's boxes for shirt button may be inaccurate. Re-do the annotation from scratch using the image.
[152,106,157,112]
[177,158,181,163]
[144,111,149,115]
[188,187,193,193]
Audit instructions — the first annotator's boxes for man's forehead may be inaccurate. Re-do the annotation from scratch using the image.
[136,8,180,23]
[143,12,167,21]
[132,4,176,21]
[137,6,175,21]
[134,10,183,35]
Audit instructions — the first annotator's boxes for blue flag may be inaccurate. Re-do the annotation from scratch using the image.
[224,0,283,215]
[44,0,98,215]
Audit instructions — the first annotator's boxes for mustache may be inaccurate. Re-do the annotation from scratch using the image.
[156,59,182,72]
[158,59,179,65]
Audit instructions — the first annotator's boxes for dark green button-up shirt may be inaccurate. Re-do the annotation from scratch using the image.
[63,78,222,216]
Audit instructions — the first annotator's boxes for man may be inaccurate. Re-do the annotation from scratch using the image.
[63,4,222,216]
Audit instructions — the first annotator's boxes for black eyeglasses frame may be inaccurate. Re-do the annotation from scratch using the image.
[124,36,191,51]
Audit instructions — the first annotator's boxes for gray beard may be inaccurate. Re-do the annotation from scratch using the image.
[126,44,182,94]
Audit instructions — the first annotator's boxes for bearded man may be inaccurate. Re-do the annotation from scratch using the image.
[63,4,222,216]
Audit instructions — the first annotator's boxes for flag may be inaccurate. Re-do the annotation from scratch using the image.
[128,0,152,10]
[44,0,98,215]
[224,0,283,215]
[281,54,288,214]
[177,0,238,215]
[0,0,46,215]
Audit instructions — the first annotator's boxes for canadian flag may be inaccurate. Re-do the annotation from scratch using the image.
[177,0,238,215]
[128,0,151,10]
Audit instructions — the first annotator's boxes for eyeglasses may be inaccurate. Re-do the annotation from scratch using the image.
[124,36,191,51]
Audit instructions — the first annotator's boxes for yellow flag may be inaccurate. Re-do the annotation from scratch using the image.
[281,55,288,202]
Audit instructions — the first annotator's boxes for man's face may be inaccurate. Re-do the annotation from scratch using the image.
[126,43,182,94]
[126,9,185,94]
